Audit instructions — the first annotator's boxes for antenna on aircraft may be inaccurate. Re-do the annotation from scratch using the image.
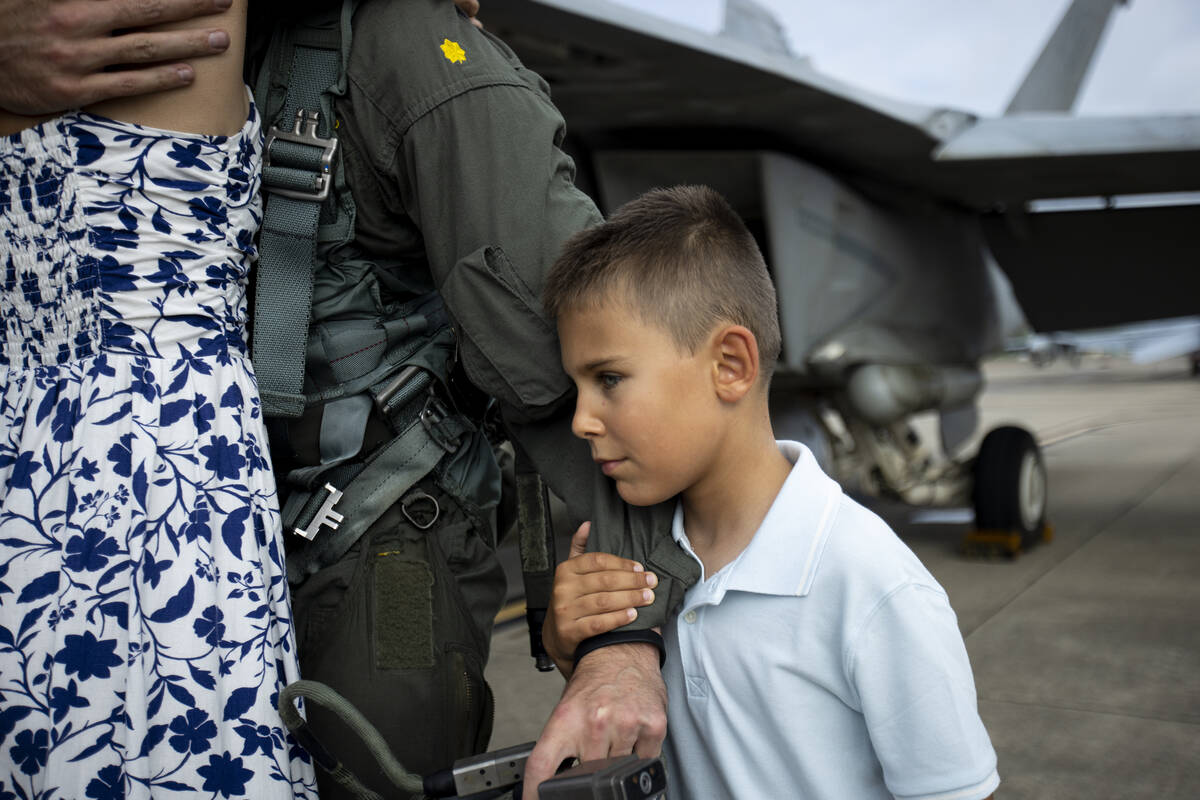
[1005,0,1130,114]
[721,0,793,57]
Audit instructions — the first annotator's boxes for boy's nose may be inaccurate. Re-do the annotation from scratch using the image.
[571,397,603,440]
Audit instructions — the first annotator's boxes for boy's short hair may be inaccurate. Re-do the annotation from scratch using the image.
[544,185,782,381]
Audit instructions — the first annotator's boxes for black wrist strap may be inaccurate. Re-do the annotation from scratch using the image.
[574,629,666,668]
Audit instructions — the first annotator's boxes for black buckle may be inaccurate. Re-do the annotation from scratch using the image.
[420,394,460,454]
[264,109,338,202]
[374,365,424,418]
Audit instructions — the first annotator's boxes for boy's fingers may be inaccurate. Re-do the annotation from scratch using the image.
[579,569,655,595]
[573,551,644,575]
[576,607,639,639]
[583,588,653,616]
[567,521,591,559]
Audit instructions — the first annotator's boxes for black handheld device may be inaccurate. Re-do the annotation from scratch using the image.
[537,755,667,800]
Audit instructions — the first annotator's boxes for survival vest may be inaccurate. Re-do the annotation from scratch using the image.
[252,1,492,582]
[248,2,557,795]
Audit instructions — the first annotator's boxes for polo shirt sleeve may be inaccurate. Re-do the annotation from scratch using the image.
[847,582,1000,800]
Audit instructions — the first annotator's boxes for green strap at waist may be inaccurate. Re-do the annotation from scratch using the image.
[286,399,469,583]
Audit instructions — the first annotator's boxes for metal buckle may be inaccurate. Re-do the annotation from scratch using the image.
[264,109,338,202]
[293,483,344,540]
[420,394,460,454]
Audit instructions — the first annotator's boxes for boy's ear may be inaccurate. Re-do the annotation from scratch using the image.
[711,325,759,403]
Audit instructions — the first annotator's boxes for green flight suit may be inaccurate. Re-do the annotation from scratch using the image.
[254,0,700,795]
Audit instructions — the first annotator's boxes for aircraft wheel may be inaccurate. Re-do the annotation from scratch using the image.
[972,425,1046,546]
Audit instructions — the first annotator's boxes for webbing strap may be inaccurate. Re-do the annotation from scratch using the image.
[252,21,344,418]
[515,449,557,671]
[255,196,324,417]
[286,402,469,583]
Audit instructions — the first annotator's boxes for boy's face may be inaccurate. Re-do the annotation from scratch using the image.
[558,297,726,507]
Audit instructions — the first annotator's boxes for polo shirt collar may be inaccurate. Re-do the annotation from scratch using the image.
[671,440,842,599]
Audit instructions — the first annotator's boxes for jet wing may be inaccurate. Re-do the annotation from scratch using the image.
[933,115,1200,207]
[484,0,1200,209]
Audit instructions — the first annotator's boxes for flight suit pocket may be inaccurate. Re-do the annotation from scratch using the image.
[440,245,570,411]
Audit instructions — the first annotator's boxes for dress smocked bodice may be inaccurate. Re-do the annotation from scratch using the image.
[0,100,262,371]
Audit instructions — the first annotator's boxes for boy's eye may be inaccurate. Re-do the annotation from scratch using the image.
[598,373,623,390]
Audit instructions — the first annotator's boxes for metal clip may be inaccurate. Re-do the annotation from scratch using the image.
[420,394,460,454]
[293,483,344,540]
[264,109,339,202]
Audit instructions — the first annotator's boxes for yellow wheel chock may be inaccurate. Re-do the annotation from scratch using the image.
[962,523,1054,558]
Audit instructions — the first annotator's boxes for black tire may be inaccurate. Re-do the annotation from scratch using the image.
[972,425,1047,546]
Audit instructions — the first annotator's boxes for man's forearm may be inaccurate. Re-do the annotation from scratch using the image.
[522,642,668,800]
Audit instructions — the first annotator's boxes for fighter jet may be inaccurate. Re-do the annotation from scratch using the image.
[1013,316,1200,373]
[484,0,1200,548]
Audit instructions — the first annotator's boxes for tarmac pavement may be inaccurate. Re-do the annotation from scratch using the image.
[484,355,1200,798]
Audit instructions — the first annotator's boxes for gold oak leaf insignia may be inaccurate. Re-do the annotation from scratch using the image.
[440,38,467,64]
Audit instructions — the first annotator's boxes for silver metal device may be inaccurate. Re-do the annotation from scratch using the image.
[453,742,535,797]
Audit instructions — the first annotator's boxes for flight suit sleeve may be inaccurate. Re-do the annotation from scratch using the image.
[371,5,699,627]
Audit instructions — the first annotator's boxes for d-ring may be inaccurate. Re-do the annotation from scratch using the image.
[401,491,440,530]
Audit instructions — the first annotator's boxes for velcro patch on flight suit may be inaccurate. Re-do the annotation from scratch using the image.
[374,552,435,669]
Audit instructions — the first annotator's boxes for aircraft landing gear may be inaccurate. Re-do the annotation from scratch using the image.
[967,425,1051,555]
[769,390,1054,559]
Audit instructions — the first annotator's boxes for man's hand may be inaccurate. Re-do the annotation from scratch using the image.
[543,522,658,677]
[0,0,236,115]
[523,641,667,800]
[453,0,483,29]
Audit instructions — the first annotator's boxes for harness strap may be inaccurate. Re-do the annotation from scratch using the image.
[252,3,356,418]
[515,448,557,672]
[286,393,470,583]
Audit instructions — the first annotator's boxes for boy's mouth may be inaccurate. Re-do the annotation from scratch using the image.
[596,458,625,476]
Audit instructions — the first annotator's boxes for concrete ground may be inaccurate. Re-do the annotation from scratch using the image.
[484,355,1200,798]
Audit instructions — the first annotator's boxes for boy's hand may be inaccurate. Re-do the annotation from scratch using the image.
[543,522,658,677]
[0,0,237,115]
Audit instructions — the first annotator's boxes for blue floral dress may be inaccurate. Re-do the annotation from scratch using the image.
[0,98,317,798]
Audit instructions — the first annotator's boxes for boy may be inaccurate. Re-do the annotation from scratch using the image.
[539,185,999,799]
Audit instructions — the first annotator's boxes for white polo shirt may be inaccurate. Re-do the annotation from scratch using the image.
[662,441,999,800]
